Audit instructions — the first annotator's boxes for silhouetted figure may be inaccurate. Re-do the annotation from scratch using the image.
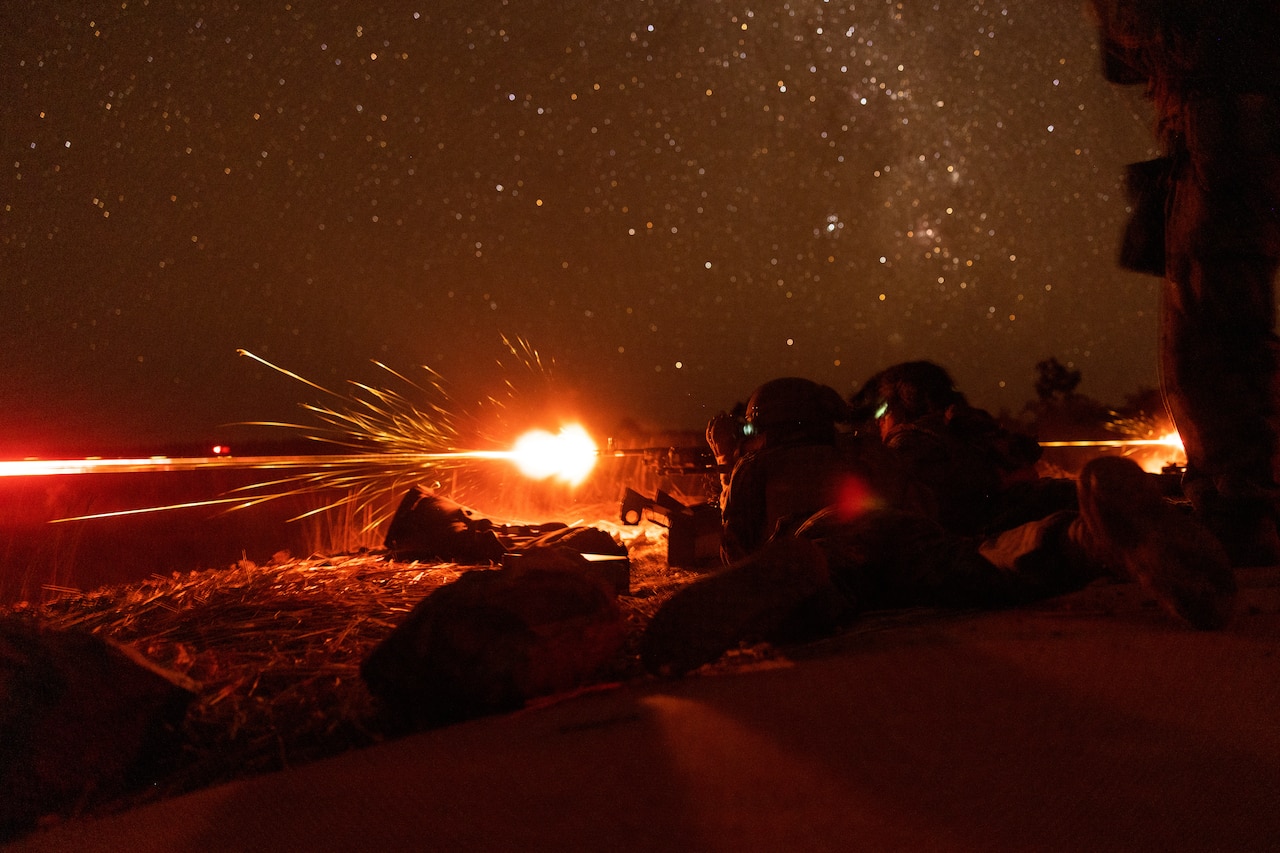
[707,377,863,562]
[1092,0,1280,566]
[641,371,1236,676]
[851,360,1052,536]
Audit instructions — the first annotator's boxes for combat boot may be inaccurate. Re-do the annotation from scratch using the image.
[1183,480,1280,568]
[1072,456,1236,630]
[639,536,841,676]
[1205,503,1280,568]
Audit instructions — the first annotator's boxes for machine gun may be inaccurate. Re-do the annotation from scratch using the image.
[604,441,720,475]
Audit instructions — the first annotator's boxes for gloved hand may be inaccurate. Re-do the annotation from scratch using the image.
[705,411,742,465]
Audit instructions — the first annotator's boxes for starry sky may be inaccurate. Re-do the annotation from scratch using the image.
[1,1,1161,456]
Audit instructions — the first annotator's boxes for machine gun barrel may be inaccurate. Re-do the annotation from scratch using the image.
[603,442,719,474]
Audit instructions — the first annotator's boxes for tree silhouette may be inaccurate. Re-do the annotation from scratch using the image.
[1034,357,1082,402]
[1023,356,1109,441]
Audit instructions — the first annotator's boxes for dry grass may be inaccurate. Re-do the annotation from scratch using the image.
[4,518,704,819]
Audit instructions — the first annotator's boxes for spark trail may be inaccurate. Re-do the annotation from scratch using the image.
[1038,438,1179,448]
[4,344,599,527]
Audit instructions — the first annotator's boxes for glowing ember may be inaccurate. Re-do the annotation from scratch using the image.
[509,425,598,486]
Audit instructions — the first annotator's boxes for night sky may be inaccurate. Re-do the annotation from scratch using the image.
[2,1,1161,456]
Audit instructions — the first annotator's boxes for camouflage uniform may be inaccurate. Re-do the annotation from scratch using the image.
[1093,0,1280,564]
[854,360,1072,537]
[722,408,1090,610]
[719,431,933,563]
[879,403,1064,536]
[641,365,1236,675]
[720,440,866,563]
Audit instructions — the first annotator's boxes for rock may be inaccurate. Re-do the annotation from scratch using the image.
[0,617,197,841]
[383,488,507,564]
[361,547,627,726]
[510,526,631,594]
[521,525,628,557]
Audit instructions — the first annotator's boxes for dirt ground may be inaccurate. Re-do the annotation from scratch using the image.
[8,547,1279,852]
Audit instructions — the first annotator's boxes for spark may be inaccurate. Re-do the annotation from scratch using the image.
[221,349,520,530]
[226,343,599,525]
[11,341,599,528]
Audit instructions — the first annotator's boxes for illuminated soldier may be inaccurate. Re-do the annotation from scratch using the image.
[1091,0,1280,566]
[850,360,1055,536]
[647,376,931,674]
[706,377,870,563]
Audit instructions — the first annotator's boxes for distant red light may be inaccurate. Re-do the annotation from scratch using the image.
[212,445,231,456]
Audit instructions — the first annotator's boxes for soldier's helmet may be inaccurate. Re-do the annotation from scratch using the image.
[745,377,850,435]
[877,361,964,420]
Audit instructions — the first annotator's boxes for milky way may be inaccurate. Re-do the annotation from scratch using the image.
[1,1,1160,453]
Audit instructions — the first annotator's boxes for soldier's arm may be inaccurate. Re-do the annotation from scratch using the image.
[1088,0,1150,86]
